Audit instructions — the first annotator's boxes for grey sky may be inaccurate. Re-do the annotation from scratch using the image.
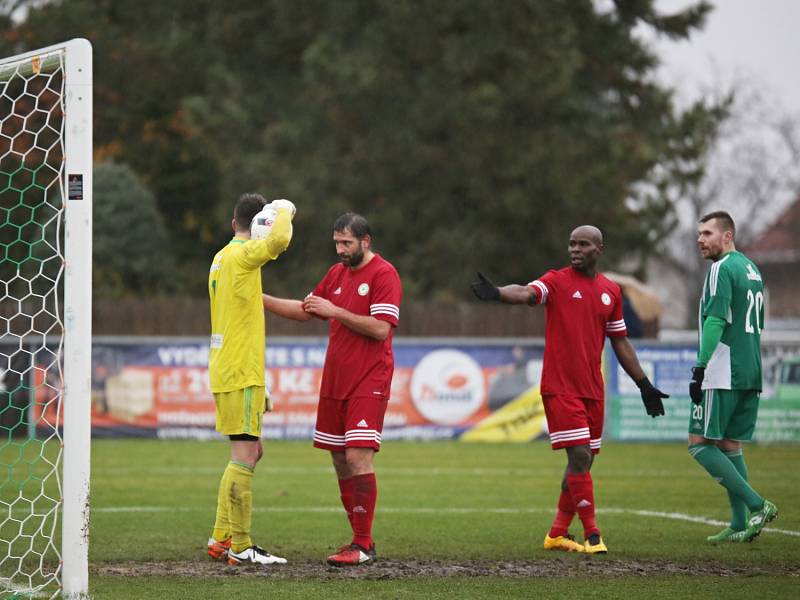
[647,0,800,111]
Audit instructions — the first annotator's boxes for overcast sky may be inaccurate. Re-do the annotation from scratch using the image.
[636,0,799,236]
[646,0,800,112]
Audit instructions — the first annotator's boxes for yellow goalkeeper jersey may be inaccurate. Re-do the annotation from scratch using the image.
[208,209,292,393]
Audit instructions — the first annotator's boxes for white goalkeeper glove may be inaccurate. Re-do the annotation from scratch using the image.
[267,199,296,218]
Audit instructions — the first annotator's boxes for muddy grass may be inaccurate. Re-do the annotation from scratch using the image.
[93,558,800,580]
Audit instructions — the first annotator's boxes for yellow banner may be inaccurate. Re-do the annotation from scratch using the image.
[460,385,546,442]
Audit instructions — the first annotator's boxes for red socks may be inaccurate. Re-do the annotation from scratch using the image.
[338,476,356,528]
[566,472,599,538]
[350,473,377,549]
[548,488,576,538]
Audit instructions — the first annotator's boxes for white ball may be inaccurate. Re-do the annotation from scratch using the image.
[250,207,278,240]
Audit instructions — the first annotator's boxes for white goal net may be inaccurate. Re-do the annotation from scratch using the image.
[0,40,92,599]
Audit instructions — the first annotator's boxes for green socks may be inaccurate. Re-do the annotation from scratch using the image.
[689,444,763,512]
[723,449,750,531]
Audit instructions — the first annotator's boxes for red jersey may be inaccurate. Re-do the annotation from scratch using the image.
[312,253,402,399]
[529,267,626,400]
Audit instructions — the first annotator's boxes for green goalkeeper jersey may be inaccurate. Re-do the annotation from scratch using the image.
[699,251,764,391]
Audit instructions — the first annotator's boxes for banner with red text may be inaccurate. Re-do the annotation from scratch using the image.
[32,338,548,440]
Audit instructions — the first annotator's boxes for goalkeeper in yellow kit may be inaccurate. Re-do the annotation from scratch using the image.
[206,193,295,566]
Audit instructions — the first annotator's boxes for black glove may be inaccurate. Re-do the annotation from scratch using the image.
[689,366,705,405]
[636,376,667,418]
[471,272,500,301]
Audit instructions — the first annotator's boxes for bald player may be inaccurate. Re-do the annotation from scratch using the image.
[471,225,668,554]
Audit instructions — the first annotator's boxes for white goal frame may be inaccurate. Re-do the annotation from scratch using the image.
[0,38,92,598]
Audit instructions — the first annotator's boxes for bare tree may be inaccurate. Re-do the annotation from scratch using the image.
[644,80,800,329]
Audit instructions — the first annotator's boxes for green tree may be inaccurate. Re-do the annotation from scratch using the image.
[184,0,721,298]
[93,162,175,297]
[5,0,723,301]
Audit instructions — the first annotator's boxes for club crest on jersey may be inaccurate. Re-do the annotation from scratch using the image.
[601,293,611,305]
[358,283,369,296]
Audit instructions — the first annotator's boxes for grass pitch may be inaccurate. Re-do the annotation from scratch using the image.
[5,439,800,598]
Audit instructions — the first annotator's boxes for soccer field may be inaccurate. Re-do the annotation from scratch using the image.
[77,439,800,599]
[3,439,796,598]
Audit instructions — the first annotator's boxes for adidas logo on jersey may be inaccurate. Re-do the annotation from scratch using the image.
[576,499,592,508]
[333,287,342,295]
[572,290,582,299]
[746,264,762,281]
[356,419,369,428]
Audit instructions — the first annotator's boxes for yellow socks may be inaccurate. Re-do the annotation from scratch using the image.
[211,461,254,552]
[227,462,255,552]
[211,464,231,542]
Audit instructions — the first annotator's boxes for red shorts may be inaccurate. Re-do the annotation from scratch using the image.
[313,395,389,452]
[542,393,604,454]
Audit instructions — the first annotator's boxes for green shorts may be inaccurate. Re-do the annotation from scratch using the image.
[688,388,760,441]
[214,386,267,436]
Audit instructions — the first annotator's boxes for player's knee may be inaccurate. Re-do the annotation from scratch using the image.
[242,448,260,469]
[345,448,375,475]
[687,434,707,449]
[717,439,741,453]
[345,457,369,474]
[566,445,592,472]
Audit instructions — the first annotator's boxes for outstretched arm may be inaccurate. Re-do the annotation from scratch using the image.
[498,284,538,305]
[262,294,313,321]
[471,272,537,305]
[610,336,667,418]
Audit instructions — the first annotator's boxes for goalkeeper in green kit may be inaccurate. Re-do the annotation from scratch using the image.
[688,211,777,543]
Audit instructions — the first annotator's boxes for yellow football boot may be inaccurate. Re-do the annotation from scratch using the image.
[543,534,585,552]
[584,535,608,554]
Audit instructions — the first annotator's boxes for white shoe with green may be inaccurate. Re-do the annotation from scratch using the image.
[744,499,778,541]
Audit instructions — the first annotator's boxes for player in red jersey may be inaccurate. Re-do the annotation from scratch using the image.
[263,213,401,566]
[471,225,667,554]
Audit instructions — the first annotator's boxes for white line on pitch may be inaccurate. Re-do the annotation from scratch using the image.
[92,466,563,477]
[90,505,800,537]
[600,508,800,537]
[94,465,787,482]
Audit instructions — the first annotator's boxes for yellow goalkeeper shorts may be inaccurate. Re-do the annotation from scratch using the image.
[214,386,267,436]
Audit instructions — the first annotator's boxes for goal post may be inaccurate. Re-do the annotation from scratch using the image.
[61,38,93,599]
[0,39,92,599]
